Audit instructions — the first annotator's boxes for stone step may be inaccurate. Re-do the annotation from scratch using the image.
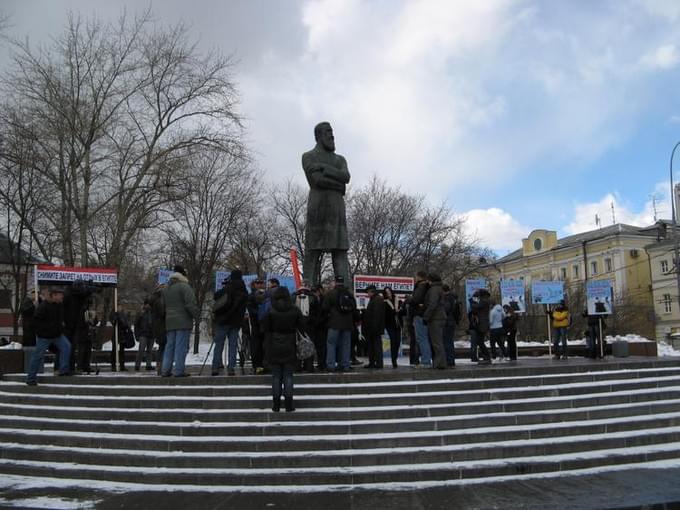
[1,411,678,453]
[4,366,680,396]
[2,374,680,410]
[4,358,679,386]
[0,398,677,437]
[1,424,678,470]
[1,384,677,423]
[0,441,679,486]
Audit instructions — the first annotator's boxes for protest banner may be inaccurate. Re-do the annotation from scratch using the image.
[531,281,564,305]
[500,279,526,313]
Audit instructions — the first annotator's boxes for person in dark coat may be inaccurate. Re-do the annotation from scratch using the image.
[311,285,327,370]
[363,285,385,369]
[502,304,518,361]
[246,279,266,374]
[383,287,401,368]
[212,269,248,376]
[410,271,431,367]
[423,274,447,369]
[294,283,320,372]
[441,285,461,367]
[149,284,166,375]
[20,295,36,347]
[134,300,155,371]
[469,288,492,364]
[321,275,356,372]
[262,287,304,412]
[26,287,71,385]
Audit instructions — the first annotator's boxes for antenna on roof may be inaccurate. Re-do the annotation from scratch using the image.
[611,202,616,225]
[649,193,659,222]
[595,214,601,229]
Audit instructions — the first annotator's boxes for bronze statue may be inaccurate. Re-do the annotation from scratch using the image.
[302,122,351,287]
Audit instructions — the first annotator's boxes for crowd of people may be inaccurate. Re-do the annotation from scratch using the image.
[21,265,608,412]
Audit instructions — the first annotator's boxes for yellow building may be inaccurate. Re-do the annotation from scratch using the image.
[645,237,680,342]
[489,223,665,338]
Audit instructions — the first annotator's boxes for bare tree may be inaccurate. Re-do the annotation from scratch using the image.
[2,10,244,269]
[165,149,257,353]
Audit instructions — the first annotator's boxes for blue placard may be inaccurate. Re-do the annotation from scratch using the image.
[157,268,173,285]
[266,273,297,293]
[586,280,613,315]
[215,272,260,292]
[465,279,488,310]
[531,281,564,305]
[500,279,526,313]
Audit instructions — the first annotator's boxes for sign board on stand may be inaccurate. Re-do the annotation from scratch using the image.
[465,279,488,311]
[586,280,613,315]
[531,281,565,305]
[353,275,415,309]
[500,279,526,313]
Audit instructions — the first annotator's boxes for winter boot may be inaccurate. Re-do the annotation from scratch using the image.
[272,397,281,413]
[285,396,295,413]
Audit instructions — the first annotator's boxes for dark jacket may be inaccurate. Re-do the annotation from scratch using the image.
[294,287,322,336]
[384,299,399,331]
[149,288,166,344]
[214,278,248,327]
[423,281,446,323]
[502,311,518,333]
[469,293,491,333]
[442,292,461,327]
[363,293,386,336]
[34,301,64,339]
[322,286,355,331]
[262,288,304,365]
[410,280,429,317]
[134,309,154,338]
[246,288,265,332]
[20,296,36,346]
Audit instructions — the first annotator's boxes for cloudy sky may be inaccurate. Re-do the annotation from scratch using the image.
[4,0,680,254]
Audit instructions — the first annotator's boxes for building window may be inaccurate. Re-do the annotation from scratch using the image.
[661,260,669,273]
[573,264,579,279]
[533,238,542,251]
[590,261,598,275]
[560,267,567,280]
[663,294,672,313]
[605,258,612,273]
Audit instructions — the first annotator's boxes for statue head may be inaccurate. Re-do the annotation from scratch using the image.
[314,121,335,152]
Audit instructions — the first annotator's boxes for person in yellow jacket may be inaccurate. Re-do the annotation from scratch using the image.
[547,301,570,359]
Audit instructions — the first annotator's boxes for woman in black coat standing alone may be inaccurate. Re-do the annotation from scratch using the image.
[262,287,304,412]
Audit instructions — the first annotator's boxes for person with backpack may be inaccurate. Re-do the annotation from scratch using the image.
[363,285,386,369]
[294,283,319,372]
[383,287,401,368]
[441,285,461,367]
[489,301,508,362]
[547,300,570,360]
[262,286,304,412]
[502,304,518,361]
[410,270,431,368]
[212,270,248,376]
[322,275,356,372]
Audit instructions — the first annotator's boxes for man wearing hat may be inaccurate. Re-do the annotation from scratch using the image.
[26,287,71,385]
[162,265,199,377]
[212,269,248,376]
[321,275,356,372]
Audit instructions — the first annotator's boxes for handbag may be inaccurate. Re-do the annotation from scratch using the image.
[296,330,316,360]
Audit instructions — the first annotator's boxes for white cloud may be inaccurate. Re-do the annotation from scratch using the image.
[562,182,671,235]
[641,44,680,69]
[462,208,531,253]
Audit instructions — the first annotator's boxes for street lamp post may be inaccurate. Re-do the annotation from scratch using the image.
[670,141,680,320]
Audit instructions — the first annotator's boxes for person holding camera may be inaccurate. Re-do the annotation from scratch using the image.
[26,287,71,386]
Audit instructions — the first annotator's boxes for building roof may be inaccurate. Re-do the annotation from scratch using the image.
[0,232,44,265]
[496,223,664,265]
